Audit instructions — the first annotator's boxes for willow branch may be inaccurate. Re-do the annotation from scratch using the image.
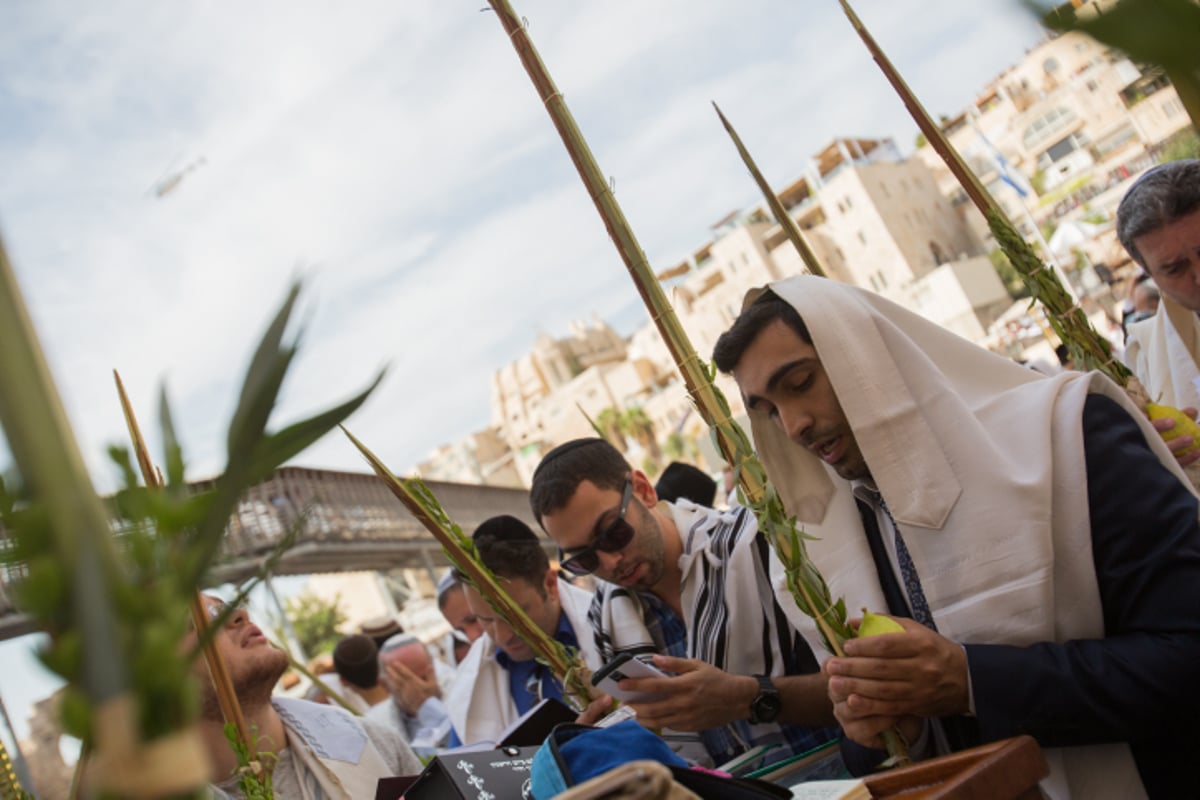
[713,103,826,278]
[837,0,1129,385]
[342,426,598,708]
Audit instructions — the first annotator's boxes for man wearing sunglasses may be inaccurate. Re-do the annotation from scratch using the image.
[532,439,841,773]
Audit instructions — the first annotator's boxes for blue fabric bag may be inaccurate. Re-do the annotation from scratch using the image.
[530,722,790,800]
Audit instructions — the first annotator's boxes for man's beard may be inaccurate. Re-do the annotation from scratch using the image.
[626,502,666,591]
[199,647,289,721]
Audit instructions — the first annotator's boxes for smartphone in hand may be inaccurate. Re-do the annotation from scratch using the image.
[590,653,669,704]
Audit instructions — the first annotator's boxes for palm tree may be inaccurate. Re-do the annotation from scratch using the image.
[620,407,661,461]
[595,406,627,450]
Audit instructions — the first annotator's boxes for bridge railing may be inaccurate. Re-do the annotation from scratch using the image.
[0,466,536,640]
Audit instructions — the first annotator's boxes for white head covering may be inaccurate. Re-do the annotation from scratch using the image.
[739,276,1190,799]
[1124,294,1200,409]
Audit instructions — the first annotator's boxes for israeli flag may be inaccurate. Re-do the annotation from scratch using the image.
[971,117,1030,198]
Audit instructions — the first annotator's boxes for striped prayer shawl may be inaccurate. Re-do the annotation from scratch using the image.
[589,500,837,764]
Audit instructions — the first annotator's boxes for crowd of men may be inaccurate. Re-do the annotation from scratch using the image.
[191,160,1200,799]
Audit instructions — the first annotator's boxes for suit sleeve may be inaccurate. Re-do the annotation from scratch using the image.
[965,394,1200,747]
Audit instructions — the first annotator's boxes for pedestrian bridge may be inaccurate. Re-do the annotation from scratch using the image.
[0,466,539,641]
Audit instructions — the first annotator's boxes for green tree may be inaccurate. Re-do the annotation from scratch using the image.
[285,590,347,657]
[620,407,661,461]
[595,406,627,450]
[1162,129,1200,162]
[664,431,701,464]
[990,249,1031,300]
[641,456,660,479]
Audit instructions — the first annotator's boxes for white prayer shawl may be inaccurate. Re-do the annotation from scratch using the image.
[745,276,1193,800]
[270,697,399,800]
[1125,295,1200,409]
[445,577,600,746]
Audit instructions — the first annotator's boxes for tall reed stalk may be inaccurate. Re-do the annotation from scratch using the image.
[483,0,909,764]
[712,104,826,279]
[837,0,1131,387]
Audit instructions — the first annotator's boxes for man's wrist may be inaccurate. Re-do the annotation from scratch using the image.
[732,674,759,720]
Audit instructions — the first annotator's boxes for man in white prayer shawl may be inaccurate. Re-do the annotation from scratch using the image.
[1120,159,1200,468]
[444,514,605,748]
[190,596,421,799]
[712,276,1200,800]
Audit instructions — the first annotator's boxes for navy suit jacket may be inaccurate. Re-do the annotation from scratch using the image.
[841,394,1200,798]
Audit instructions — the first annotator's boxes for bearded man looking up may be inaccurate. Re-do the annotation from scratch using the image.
[189,595,420,799]
[712,276,1200,799]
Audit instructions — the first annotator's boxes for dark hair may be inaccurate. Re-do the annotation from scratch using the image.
[460,515,550,592]
[333,634,380,689]
[1117,160,1200,266]
[712,291,812,374]
[529,438,629,525]
[654,462,717,506]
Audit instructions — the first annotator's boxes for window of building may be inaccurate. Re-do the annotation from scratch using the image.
[1023,107,1077,151]
[1164,99,1183,119]
[742,252,750,264]
[877,271,888,289]
[880,182,890,198]
[857,231,867,245]
[1040,133,1083,167]
[845,196,854,209]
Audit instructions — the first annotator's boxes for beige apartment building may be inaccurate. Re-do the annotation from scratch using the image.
[667,137,1009,367]
[917,29,1191,242]
[415,136,1011,483]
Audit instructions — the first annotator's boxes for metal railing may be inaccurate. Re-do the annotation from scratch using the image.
[0,466,536,641]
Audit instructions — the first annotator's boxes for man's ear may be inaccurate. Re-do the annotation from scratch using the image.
[543,568,560,603]
[630,470,658,507]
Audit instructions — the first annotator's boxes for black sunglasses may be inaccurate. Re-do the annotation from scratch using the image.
[558,478,635,576]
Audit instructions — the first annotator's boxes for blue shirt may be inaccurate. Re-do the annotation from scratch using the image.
[495,611,580,716]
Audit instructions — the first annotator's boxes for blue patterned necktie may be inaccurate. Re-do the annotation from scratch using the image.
[879,497,938,631]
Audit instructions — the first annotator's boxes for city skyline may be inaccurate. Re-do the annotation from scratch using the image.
[0,1,1047,495]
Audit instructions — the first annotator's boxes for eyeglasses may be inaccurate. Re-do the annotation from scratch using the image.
[558,477,635,576]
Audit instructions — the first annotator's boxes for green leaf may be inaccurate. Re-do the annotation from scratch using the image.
[1039,0,1200,74]
[159,386,185,488]
[226,282,302,461]
[243,369,385,486]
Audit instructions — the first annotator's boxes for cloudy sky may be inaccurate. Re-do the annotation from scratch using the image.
[0,1,1048,493]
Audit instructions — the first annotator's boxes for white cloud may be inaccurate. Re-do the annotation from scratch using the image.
[1,0,1047,490]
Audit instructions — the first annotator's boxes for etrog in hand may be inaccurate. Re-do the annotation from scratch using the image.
[1146,403,1200,457]
[858,608,904,637]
